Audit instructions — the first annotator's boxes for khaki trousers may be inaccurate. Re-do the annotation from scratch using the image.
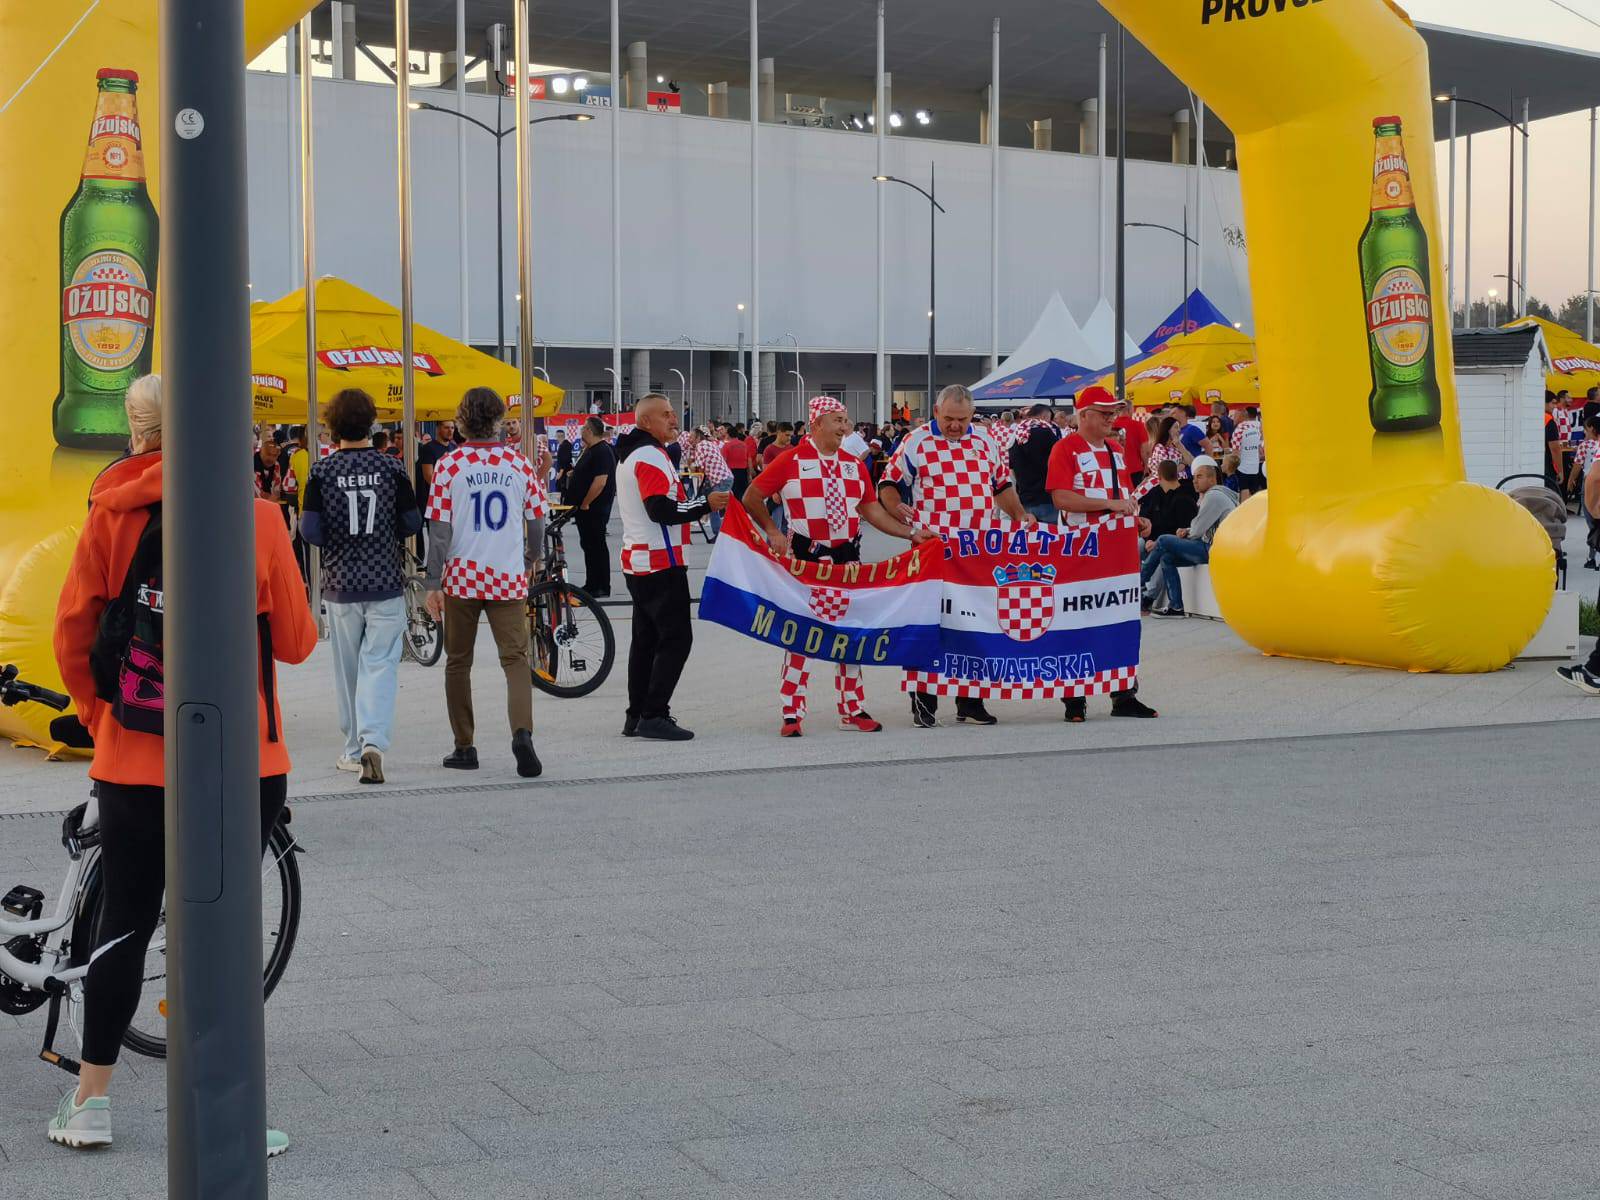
[442,595,533,748]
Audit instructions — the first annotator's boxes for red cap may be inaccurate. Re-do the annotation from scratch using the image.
[1075,385,1121,410]
[1373,115,1401,127]
[97,68,140,82]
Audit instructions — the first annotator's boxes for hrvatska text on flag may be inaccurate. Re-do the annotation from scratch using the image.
[904,515,1143,700]
[699,500,943,667]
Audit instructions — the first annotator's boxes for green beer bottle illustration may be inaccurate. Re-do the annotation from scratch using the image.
[1360,116,1440,433]
[53,68,160,450]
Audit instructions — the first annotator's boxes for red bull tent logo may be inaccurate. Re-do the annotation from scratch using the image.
[317,345,446,375]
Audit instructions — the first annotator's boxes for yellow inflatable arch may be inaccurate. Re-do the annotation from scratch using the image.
[0,1,313,748]
[1103,0,1552,672]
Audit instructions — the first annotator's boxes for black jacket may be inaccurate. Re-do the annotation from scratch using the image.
[1009,423,1060,507]
[1138,480,1199,540]
[566,439,617,509]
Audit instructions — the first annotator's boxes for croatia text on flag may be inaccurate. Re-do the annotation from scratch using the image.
[699,501,944,667]
[903,516,1142,700]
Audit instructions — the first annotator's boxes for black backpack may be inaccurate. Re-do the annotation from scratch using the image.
[89,504,165,735]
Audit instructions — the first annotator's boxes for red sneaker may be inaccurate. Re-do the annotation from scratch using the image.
[780,718,804,737]
[839,711,883,733]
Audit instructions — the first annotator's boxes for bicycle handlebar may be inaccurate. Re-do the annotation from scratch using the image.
[0,665,71,712]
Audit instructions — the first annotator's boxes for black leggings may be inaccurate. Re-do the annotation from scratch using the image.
[83,776,286,1066]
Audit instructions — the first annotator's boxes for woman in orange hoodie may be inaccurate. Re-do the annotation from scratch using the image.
[49,374,317,1153]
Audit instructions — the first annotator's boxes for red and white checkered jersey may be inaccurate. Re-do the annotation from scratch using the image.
[1580,439,1600,476]
[617,441,693,575]
[1229,419,1264,474]
[881,425,1011,534]
[423,442,546,600]
[753,442,872,545]
[1046,433,1135,522]
[1555,407,1574,440]
[1146,441,1188,478]
[988,422,1017,453]
[689,436,733,485]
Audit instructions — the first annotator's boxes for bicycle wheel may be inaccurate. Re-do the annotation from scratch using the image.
[70,818,302,1060]
[403,577,443,667]
[528,579,615,699]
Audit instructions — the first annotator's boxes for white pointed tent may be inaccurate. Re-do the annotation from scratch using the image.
[1080,297,1144,366]
[970,292,1100,409]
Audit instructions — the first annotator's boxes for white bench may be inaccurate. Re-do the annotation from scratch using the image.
[1516,590,1580,660]
[1174,564,1225,620]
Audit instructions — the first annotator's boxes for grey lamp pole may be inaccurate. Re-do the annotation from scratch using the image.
[158,1,267,1196]
[1436,93,1528,321]
[413,99,592,365]
[875,164,946,415]
[1126,220,1200,335]
[1114,24,1127,401]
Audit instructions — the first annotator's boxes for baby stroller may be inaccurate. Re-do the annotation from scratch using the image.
[1497,474,1570,591]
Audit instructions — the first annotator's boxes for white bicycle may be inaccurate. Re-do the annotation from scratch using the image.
[0,666,302,1076]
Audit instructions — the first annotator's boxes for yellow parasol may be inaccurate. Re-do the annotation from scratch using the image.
[250,277,563,421]
[1503,315,1600,399]
[1094,323,1260,409]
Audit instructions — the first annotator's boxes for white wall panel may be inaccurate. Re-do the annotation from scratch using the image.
[246,72,1252,359]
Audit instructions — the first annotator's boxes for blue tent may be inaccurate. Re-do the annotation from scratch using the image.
[1139,290,1233,353]
[972,356,1096,403]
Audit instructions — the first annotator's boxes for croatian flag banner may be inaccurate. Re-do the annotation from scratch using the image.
[903,516,1143,700]
[700,501,944,667]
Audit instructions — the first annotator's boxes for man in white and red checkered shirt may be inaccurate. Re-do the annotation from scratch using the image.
[1228,405,1266,498]
[879,384,1035,727]
[1045,384,1159,724]
[614,395,730,741]
[423,387,548,778]
[687,427,734,536]
[744,395,929,737]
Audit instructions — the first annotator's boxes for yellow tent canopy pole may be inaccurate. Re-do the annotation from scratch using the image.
[251,277,563,423]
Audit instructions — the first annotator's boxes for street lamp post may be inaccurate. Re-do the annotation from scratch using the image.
[788,368,806,415]
[603,365,619,412]
[1486,287,1499,327]
[1434,92,1528,318]
[411,99,591,362]
[669,366,688,415]
[1126,218,1200,334]
[875,164,946,415]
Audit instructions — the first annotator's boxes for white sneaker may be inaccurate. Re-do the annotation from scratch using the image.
[336,755,361,772]
[47,1089,111,1149]
[359,746,384,785]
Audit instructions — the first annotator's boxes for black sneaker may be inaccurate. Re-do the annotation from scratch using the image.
[910,694,939,728]
[1556,664,1600,695]
[954,699,998,726]
[512,729,542,778]
[1110,693,1160,719]
[622,714,640,737]
[1062,697,1087,723]
[1149,607,1187,620]
[636,715,695,741]
[442,746,478,770]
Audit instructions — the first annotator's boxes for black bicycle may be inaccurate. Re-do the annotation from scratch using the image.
[528,509,615,699]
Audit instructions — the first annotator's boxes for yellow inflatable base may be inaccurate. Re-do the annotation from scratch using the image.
[1211,483,1554,674]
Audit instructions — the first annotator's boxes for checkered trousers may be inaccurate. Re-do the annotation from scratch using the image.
[779,654,865,721]
[882,426,1011,535]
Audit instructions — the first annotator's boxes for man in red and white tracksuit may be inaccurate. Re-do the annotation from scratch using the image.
[1045,384,1159,724]
[743,395,929,737]
[615,393,730,741]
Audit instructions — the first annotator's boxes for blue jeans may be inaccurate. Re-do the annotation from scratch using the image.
[1140,535,1209,611]
[326,595,407,757]
[1026,500,1059,525]
[707,480,732,536]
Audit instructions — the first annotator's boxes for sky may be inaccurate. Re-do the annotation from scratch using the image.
[1408,0,1600,314]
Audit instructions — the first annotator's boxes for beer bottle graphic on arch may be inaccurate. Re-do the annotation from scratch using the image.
[1359,115,1440,433]
[53,68,160,450]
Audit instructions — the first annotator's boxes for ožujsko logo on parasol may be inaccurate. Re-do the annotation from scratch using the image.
[1129,364,1179,384]
[62,250,153,373]
[1554,355,1600,376]
[317,345,446,375]
[252,373,288,392]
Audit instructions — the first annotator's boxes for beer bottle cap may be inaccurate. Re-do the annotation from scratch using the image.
[1373,115,1401,127]
[96,68,140,82]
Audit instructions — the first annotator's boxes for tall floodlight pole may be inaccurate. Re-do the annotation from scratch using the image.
[874,1,887,424]
[285,28,298,286]
[1194,96,1205,293]
[1590,108,1596,343]
[514,0,535,453]
[1097,33,1107,301]
[298,16,321,612]
[610,0,622,405]
[1520,97,1529,318]
[1507,95,1515,321]
[1114,25,1127,400]
[750,0,761,423]
[1465,133,1473,328]
[456,0,468,346]
[1447,89,1457,323]
[396,0,417,475]
[989,18,1000,374]
[158,1,267,1196]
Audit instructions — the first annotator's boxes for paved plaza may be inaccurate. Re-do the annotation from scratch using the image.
[1,522,1598,1198]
